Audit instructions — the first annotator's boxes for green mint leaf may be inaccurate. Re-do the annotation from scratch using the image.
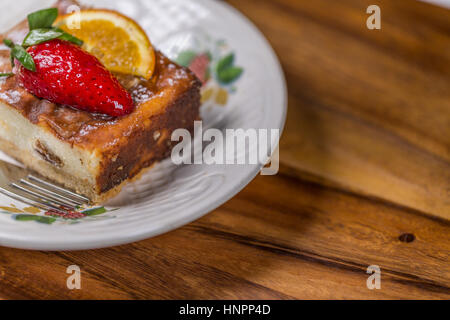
[3,39,14,48]
[27,8,58,30]
[82,207,107,216]
[56,30,84,46]
[0,73,14,77]
[176,50,197,67]
[11,44,36,72]
[217,66,243,84]
[216,53,234,74]
[3,40,16,67]
[22,28,63,47]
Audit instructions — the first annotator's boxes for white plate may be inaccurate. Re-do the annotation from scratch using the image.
[0,0,287,250]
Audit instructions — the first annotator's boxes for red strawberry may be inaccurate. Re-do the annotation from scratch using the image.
[16,39,134,117]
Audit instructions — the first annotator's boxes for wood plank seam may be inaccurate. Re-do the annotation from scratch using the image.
[189,225,450,295]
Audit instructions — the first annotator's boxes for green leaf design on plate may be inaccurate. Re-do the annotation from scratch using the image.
[22,28,64,47]
[217,66,243,84]
[216,53,234,74]
[15,214,40,221]
[82,207,107,216]
[14,214,56,224]
[0,73,13,77]
[176,50,197,67]
[27,8,58,30]
[37,216,56,224]
[206,51,213,62]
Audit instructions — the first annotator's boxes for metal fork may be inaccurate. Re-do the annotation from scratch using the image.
[0,159,90,213]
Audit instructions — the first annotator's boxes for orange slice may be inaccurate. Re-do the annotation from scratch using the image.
[55,9,155,80]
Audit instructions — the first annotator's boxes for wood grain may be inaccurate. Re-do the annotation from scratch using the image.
[255,0,450,219]
[0,0,449,299]
[0,170,448,299]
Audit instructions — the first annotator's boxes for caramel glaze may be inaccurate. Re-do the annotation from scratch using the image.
[0,47,198,152]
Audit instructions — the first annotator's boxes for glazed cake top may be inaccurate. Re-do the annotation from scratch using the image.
[0,5,199,152]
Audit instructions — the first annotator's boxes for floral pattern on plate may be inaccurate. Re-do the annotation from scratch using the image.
[0,204,117,225]
[174,36,244,107]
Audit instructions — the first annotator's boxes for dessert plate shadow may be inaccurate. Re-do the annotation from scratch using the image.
[0,0,287,250]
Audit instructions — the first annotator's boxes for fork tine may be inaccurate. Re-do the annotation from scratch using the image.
[28,175,90,204]
[9,184,74,212]
[0,186,69,214]
[11,183,77,210]
[19,179,83,207]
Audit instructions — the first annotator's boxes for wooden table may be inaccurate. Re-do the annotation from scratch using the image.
[0,0,449,299]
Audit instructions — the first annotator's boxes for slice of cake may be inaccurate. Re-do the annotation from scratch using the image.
[0,3,201,203]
